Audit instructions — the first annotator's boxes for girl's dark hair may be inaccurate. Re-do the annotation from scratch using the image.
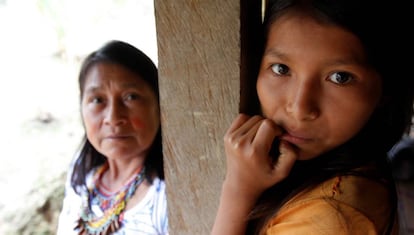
[247,0,414,233]
[71,40,163,194]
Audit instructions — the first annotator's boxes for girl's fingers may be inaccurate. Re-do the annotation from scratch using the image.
[226,114,263,136]
[226,114,251,134]
[224,115,298,192]
[253,119,284,159]
[225,114,264,150]
[271,140,298,182]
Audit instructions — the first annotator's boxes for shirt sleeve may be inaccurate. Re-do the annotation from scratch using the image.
[56,156,82,235]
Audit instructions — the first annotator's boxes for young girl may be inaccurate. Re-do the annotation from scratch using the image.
[211,0,413,234]
[57,40,168,234]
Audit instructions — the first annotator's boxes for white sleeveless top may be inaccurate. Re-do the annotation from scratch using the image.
[57,165,169,235]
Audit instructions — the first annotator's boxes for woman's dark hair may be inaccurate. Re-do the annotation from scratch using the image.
[246,0,414,233]
[70,40,163,194]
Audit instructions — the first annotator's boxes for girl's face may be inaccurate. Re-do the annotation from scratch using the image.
[81,62,160,161]
[257,11,382,160]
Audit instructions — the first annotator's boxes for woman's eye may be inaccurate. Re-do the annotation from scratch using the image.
[91,97,103,104]
[271,63,290,76]
[328,72,353,85]
[125,93,140,101]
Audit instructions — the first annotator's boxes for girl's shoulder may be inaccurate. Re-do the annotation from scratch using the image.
[289,175,393,213]
[267,175,395,234]
[314,175,391,209]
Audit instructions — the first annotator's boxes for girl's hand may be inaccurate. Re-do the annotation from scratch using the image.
[223,113,298,200]
[211,114,298,235]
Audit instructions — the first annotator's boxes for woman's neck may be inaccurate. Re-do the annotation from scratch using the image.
[99,159,145,193]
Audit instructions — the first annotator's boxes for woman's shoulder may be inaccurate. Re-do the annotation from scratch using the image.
[122,176,168,233]
[151,177,166,191]
[128,176,166,211]
[148,177,167,205]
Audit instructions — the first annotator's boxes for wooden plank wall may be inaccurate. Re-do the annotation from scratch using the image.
[154,0,262,234]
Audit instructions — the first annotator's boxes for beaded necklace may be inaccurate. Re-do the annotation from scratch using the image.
[75,163,146,235]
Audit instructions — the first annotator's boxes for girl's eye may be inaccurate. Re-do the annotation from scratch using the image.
[271,63,290,76]
[328,72,354,85]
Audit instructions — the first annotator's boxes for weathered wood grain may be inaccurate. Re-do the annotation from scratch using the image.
[154,0,262,234]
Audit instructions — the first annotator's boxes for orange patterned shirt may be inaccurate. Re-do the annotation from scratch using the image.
[265,176,398,235]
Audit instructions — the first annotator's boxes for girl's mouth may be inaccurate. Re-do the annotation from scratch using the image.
[280,130,312,146]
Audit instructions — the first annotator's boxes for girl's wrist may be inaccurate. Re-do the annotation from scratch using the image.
[222,179,262,205]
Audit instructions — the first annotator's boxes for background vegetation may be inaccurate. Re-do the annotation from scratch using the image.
[0,1,157,234]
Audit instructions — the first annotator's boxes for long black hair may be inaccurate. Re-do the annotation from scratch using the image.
[70,40,163,194]
[246,0,414,233]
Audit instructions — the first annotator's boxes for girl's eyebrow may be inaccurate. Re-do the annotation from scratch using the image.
[263,47,287,60]
[324,56,368,67]
[264,47,367,67]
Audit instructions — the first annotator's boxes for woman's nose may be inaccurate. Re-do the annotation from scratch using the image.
[104,100,127,125]
[285,79,320,121]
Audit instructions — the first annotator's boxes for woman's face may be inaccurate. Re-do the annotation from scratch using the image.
[257,11,382,160]
[81,62,160,160]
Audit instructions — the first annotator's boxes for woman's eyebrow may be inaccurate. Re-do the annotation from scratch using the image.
[84,86,100,94]
[120,82,141,89]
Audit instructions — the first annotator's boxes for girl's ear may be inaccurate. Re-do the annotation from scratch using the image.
[376,94,390,109]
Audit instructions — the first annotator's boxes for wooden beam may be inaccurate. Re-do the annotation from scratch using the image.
[154,0,262,233]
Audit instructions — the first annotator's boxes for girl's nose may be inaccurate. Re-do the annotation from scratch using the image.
[285,79,320,121]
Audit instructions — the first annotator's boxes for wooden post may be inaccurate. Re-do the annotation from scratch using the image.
[154,1,262,234]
